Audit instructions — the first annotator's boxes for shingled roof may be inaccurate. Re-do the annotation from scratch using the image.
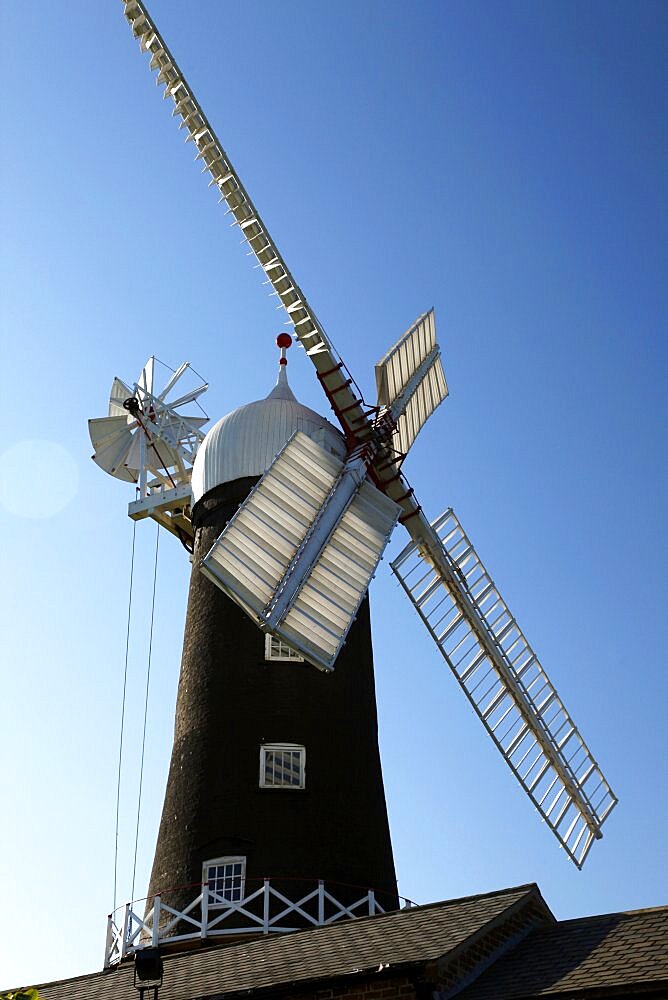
[33,884,551,1000]
[26,887,667,1000]
[457,904,668,999]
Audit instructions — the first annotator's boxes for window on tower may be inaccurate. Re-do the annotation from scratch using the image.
[203,856,246,906]
[264,634,304,662]
[260,743,306,789]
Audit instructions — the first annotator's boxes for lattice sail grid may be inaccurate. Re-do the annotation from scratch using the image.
[391,509,617,867]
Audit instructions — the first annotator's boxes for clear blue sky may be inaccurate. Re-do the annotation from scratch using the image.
[1,0,666,989]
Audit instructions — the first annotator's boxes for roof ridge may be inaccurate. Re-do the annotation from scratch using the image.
[553,903,668,927]
[412,883,541,911]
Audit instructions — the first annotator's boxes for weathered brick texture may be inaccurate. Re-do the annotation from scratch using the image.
[295,974,417,1000]
[147,476,398,931]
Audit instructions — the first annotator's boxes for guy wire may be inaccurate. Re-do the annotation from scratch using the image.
[113,519,137,913]
[131,522,160,902]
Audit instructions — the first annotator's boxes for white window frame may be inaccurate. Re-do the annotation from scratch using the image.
[203,856,246,906]
[259,743,306,789]
[264,633,304,662]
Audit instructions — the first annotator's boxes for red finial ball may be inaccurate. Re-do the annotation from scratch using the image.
[276,332,292,349]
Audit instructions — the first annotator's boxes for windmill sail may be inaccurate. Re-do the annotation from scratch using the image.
[109,377,133,417]
[89,360,208,487]
[89,414,137,482]
[121,0,375,447]
[274,481,400,668]
[391,508,617,867]
[375,310,448,456]
[201,432,400,670]
[138,355,155,399]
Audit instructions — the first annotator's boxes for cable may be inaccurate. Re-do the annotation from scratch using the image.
[131,523,160,902]
[134,414,177,490]
[113,519,137,913]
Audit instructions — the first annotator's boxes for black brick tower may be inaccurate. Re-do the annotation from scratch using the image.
[147,409,399,926]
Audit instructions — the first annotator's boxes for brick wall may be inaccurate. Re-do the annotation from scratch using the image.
[147,475,399,934]
[292,973,418,1000]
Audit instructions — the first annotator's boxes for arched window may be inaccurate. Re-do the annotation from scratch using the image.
[203,856,246,905]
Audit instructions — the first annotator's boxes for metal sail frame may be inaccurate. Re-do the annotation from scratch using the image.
[119,0,617,863]
[391,510,617,867]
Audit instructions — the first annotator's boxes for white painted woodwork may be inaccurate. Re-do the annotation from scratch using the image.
[104,879,386,967]
[391,508,618,868]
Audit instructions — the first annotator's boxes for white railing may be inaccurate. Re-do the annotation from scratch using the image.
[104,879,389,967]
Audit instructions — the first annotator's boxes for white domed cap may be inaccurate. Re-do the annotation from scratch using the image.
[192,365,346,503]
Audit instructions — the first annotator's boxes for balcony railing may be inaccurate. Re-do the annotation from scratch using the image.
[105,878,398,967]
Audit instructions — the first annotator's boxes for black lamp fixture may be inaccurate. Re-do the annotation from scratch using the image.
[133,947,163,999]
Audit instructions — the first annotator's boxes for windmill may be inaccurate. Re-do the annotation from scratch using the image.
[93,5,617,954]
[90,355,208,542]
